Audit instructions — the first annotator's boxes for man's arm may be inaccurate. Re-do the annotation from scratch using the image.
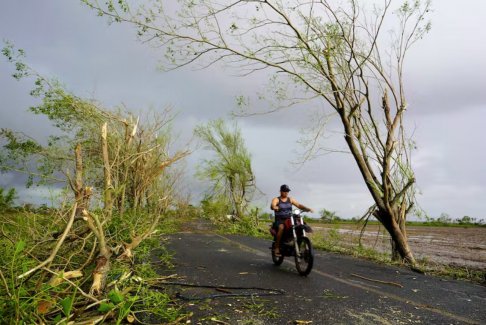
[270,197,279,211]
[290,198,314,213]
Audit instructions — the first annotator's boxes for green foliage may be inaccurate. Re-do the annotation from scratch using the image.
[106,212,138,244]
[327,224,341,246]
[0,210,186,323]
[3,42,185,208]
[1,42,191,324]
[2,41,29,80]
[0,187,17,211]
[242,298,278,319]
[1,43,104,187]
[108,289,124,304]
[221,215,261,237]
[195,119,255,219]
[409,213,485,227]
[457,215,480,226]
[311,224,352,256]
[200,194,232,220]
[352,244,390,263]
[0,238,41,323]
[437,212,452,224]
[103,239,182,324]
[60,291,76,317]
[0,211,84,322]
[319,209,340,223]
[200,196,263,236]
[132,286,183,322]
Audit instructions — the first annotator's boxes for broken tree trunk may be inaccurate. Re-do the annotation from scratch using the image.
[82,209,111,295]
[101,122,113,218]
[73,144,92,216]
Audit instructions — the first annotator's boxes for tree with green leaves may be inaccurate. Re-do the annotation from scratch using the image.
[320,209,338,223]
[84,0,432,265]
[195,119,255,220]
[1,44,189,321]
[0,188,16,212]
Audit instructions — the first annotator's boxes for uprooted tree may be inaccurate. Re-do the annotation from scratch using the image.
[84,0,432,265]
[0,44,188,322]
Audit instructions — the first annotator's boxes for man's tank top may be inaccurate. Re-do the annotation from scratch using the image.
[275,197,292,218]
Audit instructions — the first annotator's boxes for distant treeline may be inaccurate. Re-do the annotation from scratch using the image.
[306,209,485,227]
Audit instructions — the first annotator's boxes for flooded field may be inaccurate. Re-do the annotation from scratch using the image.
[310,223,486,270]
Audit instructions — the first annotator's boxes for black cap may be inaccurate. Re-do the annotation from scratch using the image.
[280,184,291,192]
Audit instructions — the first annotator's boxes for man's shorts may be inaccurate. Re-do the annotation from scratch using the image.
[273,217,291,229]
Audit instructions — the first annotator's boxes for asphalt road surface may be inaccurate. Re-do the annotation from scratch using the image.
[160,231,485,324]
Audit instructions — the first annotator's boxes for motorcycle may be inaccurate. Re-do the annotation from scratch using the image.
[269,209,314,276]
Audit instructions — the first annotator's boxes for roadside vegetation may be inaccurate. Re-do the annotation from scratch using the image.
[0,45,192,323]
[0,205,194,324]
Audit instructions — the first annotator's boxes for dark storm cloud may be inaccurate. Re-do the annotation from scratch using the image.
[0,0,485,220]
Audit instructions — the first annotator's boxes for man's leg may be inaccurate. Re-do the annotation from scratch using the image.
[275,223,285,256]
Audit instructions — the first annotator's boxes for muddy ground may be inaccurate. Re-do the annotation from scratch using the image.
[310,223,486,270]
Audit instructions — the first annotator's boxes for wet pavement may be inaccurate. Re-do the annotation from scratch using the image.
[159,231,486,324]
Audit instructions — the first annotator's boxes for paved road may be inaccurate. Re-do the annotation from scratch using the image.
[161,232,485,324]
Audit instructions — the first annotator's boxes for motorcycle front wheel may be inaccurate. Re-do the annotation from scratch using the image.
[271,242,284,265]
[295,237,314,276]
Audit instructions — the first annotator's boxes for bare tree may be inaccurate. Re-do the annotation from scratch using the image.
[85,0,432,265]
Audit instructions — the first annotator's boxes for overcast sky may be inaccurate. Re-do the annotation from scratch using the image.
[1,1,485,220]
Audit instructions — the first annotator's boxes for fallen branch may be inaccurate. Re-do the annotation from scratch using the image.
[48,270,83,287]
[350,273,403,288]
[66,316,104,325]
[18,203,78,280]
[152,281,285,300]
[42,267,99,303]
[209,318,230,325]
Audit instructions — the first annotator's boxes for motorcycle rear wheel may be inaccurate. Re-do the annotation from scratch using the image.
[295,237,314,276]
[271,242,284,265]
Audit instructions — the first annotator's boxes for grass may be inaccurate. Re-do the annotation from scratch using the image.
[243,298,279,319]
[0,209,191,324]
[413,259,485,283]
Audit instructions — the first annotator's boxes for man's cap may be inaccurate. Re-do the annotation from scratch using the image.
[280,184,291,192]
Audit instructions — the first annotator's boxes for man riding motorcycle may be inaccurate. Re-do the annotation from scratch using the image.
[270,184,314,256]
